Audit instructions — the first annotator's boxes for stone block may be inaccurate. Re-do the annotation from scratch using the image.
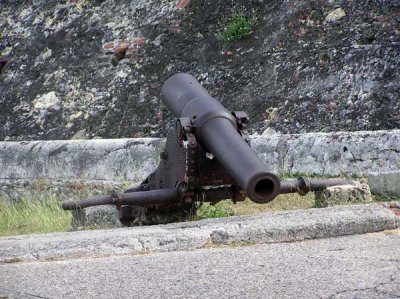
[72,205,121,230]
[315,182,372,207]
[368,171,400,196]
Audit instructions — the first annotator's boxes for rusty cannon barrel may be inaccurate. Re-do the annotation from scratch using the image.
[161,73,280,204]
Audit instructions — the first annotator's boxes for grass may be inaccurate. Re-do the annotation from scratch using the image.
[217,12,257,43]
[2,257,24,264]
[278,172,364,180]
[196,193,316,220]
[371,192,399,202]
[1,176,398,236]
[0,178,132,236]
[195,172,362,220]
[196,202,235,219]
[0,191,316,235]
[0,194,71,236]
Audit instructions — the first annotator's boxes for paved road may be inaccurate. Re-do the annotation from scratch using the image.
[1,230,399,299]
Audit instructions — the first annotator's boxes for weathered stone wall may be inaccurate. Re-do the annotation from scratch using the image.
[1,0,399,141]
[253,130,400,175]
[1,130,399,200]
[0,138,164,200]
[0,138,163,182]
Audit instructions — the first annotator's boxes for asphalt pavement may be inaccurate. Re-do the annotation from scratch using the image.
[0,203,399,298]
[1,229,399,299]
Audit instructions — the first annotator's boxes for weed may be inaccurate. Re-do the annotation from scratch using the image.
[217,13,257,43]
[314,196,324,208]
[196,193,315,220]
[196,202,235,219]
[0,195,71,236]
[232,194,315,215]
[226,241,256,248]
[372,192,399,202]
[31,178,51,191]
[278,172,362,180]
[2,257,24,264]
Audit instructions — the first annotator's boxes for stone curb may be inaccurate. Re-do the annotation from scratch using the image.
[0,204,398,263]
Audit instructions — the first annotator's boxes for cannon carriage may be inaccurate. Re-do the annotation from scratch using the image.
[63,73,351,224]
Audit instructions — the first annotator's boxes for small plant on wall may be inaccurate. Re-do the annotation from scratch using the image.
[217,12,258,43]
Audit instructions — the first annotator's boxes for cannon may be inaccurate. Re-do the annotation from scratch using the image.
[63,73,352,224]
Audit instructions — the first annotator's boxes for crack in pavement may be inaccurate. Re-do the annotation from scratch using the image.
[327,268,400,298]
[0,286,50,299]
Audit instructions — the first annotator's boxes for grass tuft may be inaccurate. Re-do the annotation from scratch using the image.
[0,195,71,236]
[196,202,235,219]
[2,257,24,264]
[217,13,257,43]
[196,193,316,220]
[371,192,399,202]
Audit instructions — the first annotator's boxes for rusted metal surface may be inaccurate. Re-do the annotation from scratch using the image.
[162,73,281,203]
[62,188,180,210]
[280,177,354,195]
[62,73,356,225]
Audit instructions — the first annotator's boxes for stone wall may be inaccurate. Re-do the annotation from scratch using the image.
[253,129,400,175]
[1,0,399,141]
[1,129,399,200]
[0,138,163,183]
[0,138,164,201]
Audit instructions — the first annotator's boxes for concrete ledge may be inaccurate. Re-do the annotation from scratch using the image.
[0,130,399,200]
[252,129,400,175]
[0,130,398,182]
[0,138,164,182]
[0,138,163,200]
[0,204,398,262]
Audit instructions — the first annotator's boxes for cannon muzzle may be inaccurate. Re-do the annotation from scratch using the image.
[161,73,280,203]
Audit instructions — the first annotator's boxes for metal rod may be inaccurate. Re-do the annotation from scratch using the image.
[280,177,354,195]
[62,195,114,210]
[62,188,180,210]
[118,188,180,205]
